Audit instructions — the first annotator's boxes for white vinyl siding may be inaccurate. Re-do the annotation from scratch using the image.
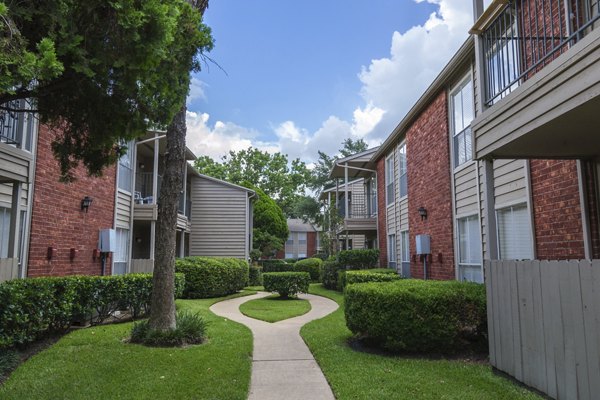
[497,203,533,260]
[457,215,483,283]
[398,143,407,198]
[452,78,474,168]
[113,228,129,275]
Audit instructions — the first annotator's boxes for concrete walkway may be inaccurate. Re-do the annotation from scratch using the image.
[210,292,339,400]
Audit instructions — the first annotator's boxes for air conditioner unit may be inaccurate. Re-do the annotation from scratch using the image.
[415,234,431,255]
[99,229,116,253]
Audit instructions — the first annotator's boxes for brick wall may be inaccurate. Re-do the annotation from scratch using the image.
[406,92,455,280]
[27,124,116,277]
[307,231,317,257]
[530,159,585,260]
[376,157,387,266]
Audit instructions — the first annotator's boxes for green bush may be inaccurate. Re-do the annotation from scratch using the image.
[345,280,487,353]
[263,272,310,298]
[259,259,295,273]
[321,259,344,290]
[338,249,380,269]
[130,310,206,347]
[175,256,248,299]
[313,253,328,261]
[249,265,263,286]
[0,348,19,378]
[338,268,400,290]
[0,273,185,349]
[294,258,323,281]
[284,258,298,264]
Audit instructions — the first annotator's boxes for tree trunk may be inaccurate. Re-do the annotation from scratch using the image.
[149,105,187,331]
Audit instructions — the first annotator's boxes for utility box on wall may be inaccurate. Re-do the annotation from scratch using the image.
[99,229,116,253]
[415,234,431,255]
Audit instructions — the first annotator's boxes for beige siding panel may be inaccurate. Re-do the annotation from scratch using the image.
[130,259,154,274]
[116,190,132,229]
[493,159,527,207]
[479,162,488,259]
[0,182,29,208]
[0,146,31,183]
[454,163,479,217]
[190,176,248,259]
[399,197,409,231]
[133,204,157,220]
[0,258,19,282]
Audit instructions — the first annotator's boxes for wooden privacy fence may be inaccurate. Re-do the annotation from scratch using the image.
[485,260,600,400]
[130,259,154,274]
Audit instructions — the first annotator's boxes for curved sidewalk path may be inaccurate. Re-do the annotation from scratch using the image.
[210,292,339,400]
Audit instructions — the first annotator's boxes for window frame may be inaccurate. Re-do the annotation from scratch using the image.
[496,203,534,260]
[117,141,135,194]
[450,76,474,169]
[398,143,407,198]
[387,233,397,265]
[385,155,395,206]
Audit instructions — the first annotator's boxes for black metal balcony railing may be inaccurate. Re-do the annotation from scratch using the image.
[338,192,377,219]
[483,0,600,106]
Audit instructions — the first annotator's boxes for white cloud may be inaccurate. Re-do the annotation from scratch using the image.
[186,0,472,163]
[187,78,208,104]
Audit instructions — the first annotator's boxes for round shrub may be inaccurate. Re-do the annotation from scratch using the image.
[175,257,249,298]
[345,280,487,353]
[337,249,380,269]
[338,269,401,290]
[263,272,310,298]
[294,258,323,282]
[260,259,295,273]
[321,259,343,290]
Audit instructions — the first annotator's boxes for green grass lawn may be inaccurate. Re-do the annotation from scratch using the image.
[0,291,256,400]
[302,284,541,400]
[239,294,311,322]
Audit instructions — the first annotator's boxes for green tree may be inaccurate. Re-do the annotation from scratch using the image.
[244,184,289,258]
[309,138,369,192]
[0,0,211,180]
[195,147,312,216]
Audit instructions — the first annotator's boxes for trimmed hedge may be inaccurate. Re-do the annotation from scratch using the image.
[321,259,344,290]
[263,272,310,298]
[345,280,487,353]
[259,259,295,273]
[338,268,400,290]
[294,258,323,281]
[175,256,249,298]
[338,249,380,269]
[249,265,262,286]
[0,273,185,349]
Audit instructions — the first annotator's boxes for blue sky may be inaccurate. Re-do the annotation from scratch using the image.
[186,0,473,164]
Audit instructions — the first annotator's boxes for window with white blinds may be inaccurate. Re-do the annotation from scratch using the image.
[118,141,134,192]
[398,143,407,198]
[458,215,482,283]
[451,78,474,168]
[497,204,533,260]
[113,228,129,275]
[400,230,409,262]
[388,234,396,265]
[0,207,10,258]
[386,156,394,206]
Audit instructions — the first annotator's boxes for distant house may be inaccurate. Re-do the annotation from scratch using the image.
[276,218,321,259]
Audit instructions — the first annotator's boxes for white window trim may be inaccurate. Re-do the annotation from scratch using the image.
[450,74,474,169]
[385,154,395,208]
[398,142,408,199]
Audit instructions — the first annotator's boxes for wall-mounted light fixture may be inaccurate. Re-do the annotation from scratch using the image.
[418,206,428,221]
[81,196,93,212]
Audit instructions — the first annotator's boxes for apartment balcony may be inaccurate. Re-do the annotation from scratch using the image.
[0,100,35,183]
[338,192,377,235]
[472,0,600,160]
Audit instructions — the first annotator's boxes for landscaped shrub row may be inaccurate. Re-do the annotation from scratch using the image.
[345,279,487,354]
[294,258,323,281]
[321,259,344,290]
[337,249,380,269]
[263,272,310,298]
[259,259,295,273]
[338,268,400,290]
[175,256,249,298]
[0,273,185,349]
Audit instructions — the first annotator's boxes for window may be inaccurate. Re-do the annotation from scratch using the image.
[497,204,533,260]
[0,99,35,151]
[298,253,307,259]
[457,215,483,283]
[388,234,396,266]
[451,78,474,168]
[285,253,294,259]
[113,228,129,275]
[398,144,407,197]
[0,207,10,258]
[298,232,307,245]
[385,156,395,206]
[286,233,294,245]
[118,142,134,192]
[400,231,409,263]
